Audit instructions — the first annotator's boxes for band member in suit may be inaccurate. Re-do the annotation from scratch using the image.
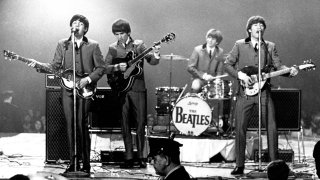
[187,28,224,93]
[104,18,161,168]
[224,15,298,175]
[148,137,191,180]
[29,14,105,175]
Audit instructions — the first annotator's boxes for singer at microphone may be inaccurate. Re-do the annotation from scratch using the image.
[224,15,299,176]
[71,27,79,33]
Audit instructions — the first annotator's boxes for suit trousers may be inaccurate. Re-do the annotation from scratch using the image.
[120,90,147,160]
[62,89,91,168]
[234,92,278,167]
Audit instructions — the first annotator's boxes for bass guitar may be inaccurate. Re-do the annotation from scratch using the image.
[240,60,316,96]
[3,50,96,99]
[107,32,176,93]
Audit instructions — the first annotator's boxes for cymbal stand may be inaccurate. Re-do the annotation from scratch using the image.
[167,53,173,136]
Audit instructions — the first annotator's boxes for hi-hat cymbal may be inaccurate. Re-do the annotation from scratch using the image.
[161,54,188,61]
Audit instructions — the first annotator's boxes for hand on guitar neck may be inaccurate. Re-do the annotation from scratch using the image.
[27,59,45,72]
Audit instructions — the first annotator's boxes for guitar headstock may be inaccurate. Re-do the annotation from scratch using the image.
[3,50,18,61]
[299,59,316,71]
[157,32,176,45]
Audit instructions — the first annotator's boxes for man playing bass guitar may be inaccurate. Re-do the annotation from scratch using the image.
[224,15,298,175]
[29,14,105,175]
[104,18,161,168]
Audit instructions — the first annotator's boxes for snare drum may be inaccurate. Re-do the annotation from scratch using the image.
[202,79,232,99]
[155,86,183,115]
[172,95,212,136]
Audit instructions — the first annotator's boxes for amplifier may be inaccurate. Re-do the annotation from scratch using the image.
[45,74,60,89]
[254,149,294,162]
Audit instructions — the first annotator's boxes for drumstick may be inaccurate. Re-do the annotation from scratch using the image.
[213,74,228,79]
[175,84,188,104]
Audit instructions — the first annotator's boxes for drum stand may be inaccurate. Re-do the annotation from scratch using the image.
[167,53,174,136]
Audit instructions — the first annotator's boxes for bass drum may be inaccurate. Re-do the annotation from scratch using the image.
[172,95,212,136]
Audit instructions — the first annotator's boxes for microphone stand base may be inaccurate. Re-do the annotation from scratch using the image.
[61,171,90,178]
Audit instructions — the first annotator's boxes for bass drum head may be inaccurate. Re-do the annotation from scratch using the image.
[172,96,212,136]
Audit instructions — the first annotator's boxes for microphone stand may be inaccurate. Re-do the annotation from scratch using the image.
[64,29,87,177]
[248,30,265,179]
[71,30,78,173]
[257,30,263,172]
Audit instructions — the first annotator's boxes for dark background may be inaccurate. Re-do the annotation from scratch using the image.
[0,0,319,127]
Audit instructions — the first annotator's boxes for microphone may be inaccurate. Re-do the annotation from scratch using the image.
[71,27,79,33]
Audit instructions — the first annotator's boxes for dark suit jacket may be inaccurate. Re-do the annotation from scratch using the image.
[164,166,191,180]
[188,43,224,79]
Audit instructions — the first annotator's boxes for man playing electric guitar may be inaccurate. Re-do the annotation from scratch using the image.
[224,15,299,175]
[104,18,161,168]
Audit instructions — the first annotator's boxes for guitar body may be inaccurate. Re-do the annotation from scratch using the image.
[60,69,97,99]
[107,51,143,93]
[240,66,267,96]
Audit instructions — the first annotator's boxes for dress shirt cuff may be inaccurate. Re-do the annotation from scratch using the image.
[85,77,92,84]
[154,52,161,59]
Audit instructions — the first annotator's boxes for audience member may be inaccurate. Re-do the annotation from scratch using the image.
[313,141,320,178]
[267,159,290,180]
[148,137,191,180]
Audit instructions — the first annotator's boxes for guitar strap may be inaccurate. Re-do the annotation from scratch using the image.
[263,42,273,72]
[62,40,69,71]
[79,42,85,73]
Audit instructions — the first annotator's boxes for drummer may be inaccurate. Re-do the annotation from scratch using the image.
[187,28,225,93]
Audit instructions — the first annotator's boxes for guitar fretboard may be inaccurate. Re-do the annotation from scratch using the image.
[16,55,62,77]
[264,68,291,79]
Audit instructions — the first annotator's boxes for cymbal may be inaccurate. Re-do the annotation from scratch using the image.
[161,54,188,61]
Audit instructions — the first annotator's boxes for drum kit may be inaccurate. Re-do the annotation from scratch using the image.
[155,54,234,137]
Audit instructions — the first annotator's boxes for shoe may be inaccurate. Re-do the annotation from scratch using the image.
[120,159,134,169]
[138,159,147,168]
[231,166,244,175]
[64,164,80,173]
[80,166,91,174]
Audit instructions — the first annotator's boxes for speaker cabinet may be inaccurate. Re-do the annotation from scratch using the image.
[247,89,301,131]
[45,89,69,162]
[254,149,294,162]
[89,88,122,130]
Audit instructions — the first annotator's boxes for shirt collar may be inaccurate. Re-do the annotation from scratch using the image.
[67,36,89,44]
[164,165,182,180]
[117,36,133,47]
[202,43,217,51]
[245,36,265,45]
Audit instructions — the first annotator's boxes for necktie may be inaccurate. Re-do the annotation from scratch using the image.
[254,43,258,52]
[209,50,212,59]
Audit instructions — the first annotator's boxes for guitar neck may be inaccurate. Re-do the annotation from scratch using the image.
[16,56,61,77]
[264,68,292,79]
[127,47,154,66]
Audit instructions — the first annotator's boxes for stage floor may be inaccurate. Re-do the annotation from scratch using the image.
[0,132,318,180]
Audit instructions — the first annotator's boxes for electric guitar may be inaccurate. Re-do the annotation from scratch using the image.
[107,32,176,93]
[3,50,96,99]
[240,60,316,96]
